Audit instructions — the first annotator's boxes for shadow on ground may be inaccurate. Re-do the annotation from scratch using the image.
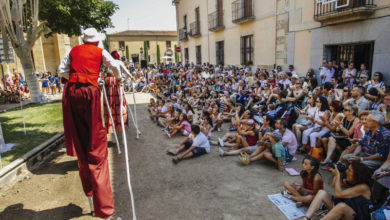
[0,203,85,220]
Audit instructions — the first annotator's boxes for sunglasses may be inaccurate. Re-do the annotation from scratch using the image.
[343,109,351,112]
[343,90,349,92]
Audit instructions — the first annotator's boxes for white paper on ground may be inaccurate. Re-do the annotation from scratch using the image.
[0,143,18,153]
[268,193,307,220]
[285,168,300,176]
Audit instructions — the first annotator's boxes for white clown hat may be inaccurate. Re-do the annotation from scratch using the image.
[82,28,103,42]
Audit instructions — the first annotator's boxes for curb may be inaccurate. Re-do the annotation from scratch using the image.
[0,132,65,192]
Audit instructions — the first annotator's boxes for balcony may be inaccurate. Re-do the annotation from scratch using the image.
[314,0,376,25]
[208,10,225,32]
[178,28,188,41]
[232,0,255,24]
[189,21,201,37]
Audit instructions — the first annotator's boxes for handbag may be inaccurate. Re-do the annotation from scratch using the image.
[296,115,312,127]
[330,132,347,139]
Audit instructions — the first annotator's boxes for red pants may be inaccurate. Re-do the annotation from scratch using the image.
[63,83,115,218]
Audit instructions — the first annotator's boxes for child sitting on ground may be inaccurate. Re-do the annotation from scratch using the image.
[283,156,324,207]
[240,131,285,171]
[167,125,210,164]
[166,113,191,138]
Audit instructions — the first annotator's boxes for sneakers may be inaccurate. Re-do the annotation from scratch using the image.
[210,140,218,145]
[172,157,181,164]
[219,148,225,157]
[165,130,171,138]
[166,149,178,156]
[218,138,224,147]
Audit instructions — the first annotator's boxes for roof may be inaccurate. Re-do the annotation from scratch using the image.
[108,30,177,37]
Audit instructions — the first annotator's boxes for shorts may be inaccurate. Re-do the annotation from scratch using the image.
[248,145,258,153]
[183,141,207,157]
[183,130,190,136]
[322,133,331,138]
[192,147,207,156]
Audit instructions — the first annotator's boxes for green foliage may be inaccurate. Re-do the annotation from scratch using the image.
[157,44,161,64]
[126,45,129,60]
[144,41,149,65]
[39,0,119,36]
[0,102,63,166]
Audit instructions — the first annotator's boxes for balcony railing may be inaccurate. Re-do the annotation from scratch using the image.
[232,0,255,24]
[189,21,201,37]
[314,0,375,25]
[208,10,225,32]
[178,28,188,41]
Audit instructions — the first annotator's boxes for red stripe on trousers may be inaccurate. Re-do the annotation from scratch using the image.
[63,83,115,218]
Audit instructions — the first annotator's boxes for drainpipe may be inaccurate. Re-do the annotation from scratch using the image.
[207,0,211,64]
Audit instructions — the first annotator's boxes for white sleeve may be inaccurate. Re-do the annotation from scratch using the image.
[57,51,71,79]
[102,50,121,78]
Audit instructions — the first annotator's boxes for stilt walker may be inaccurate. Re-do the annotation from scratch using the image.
[58,28,122,219]
[103,51,129,143]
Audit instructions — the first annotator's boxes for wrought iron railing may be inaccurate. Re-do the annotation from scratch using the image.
[178,28,188,41]
[314,0,374,18]
[189,21,201,37]
[208,10,224,31]
[232,0,254,23]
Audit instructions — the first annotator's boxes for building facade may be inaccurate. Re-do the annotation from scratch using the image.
[107,30,179,66]
[1,34,81,76]
[174,0,390,84]
[289,0,390,84]
[174,0,288,70]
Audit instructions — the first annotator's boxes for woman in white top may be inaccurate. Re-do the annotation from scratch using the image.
[343,62,357,87]
[293,95,318,148]
[302,96,331,151]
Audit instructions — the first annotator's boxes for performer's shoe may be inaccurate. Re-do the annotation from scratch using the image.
[88,196,94,216]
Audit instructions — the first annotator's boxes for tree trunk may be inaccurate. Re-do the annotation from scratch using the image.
[17,48,44,103]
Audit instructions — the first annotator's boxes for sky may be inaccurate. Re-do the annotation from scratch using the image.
[105,0,177,34]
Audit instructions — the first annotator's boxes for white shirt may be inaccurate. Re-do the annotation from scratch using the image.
[58,47,121,80]
[191,132,210,153]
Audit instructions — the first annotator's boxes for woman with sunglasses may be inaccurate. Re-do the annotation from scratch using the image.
[369,71,386,96]
[322,104,360,165]
[336,111,370,163]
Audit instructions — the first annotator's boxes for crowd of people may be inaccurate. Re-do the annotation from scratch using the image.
[142,61,390,219]
[0,72,29,104]
[39,72,62,96]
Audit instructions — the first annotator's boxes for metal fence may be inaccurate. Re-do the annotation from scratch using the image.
[232,0,254,23]
[208,10,224,31]
[314,0,374,18]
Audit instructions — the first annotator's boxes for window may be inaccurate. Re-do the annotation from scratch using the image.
[325,42,374,78]
[166,41,171,48]
[196,45,202,65]
[146,41,150,49]
[119,41,125,50]
[184,15,187,29]
[241,35,253,65]
[184,48,189,64]
[216,41,224,65]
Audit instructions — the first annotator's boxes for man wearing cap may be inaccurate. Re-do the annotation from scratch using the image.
[58,28,120,219]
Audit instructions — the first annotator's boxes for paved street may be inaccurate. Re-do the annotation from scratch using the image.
[0,93,330,220]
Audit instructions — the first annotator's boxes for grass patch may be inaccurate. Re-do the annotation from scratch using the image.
[0,102,63,167]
